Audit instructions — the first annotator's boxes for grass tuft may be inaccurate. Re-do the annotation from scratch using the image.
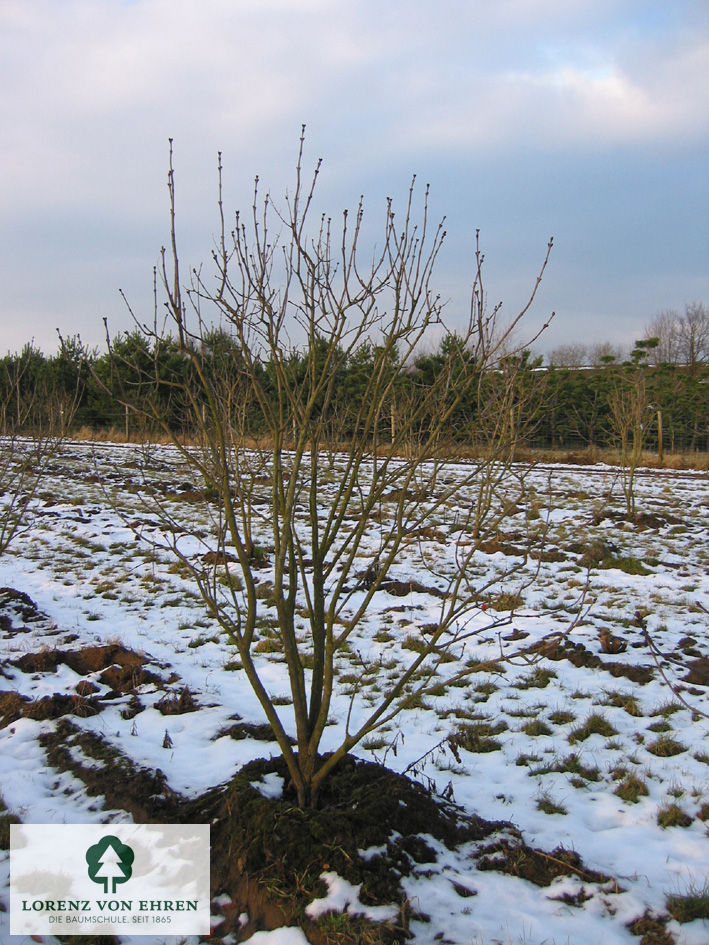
[646,720,672,733]
[521,719,552,737]
[516,667,557,690]
[547,708,576,725]
[515,752,542,767]
[614,774,649,804]
[666,883,709,923]
[568,712,618,744]
[602,690,643,717]
[651,700,683,718]
[536,793,567,815]
[657,803,692,828]
[451,720,506,753]
[647,735,687,757]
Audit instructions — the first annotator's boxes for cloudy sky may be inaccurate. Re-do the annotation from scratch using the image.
[1,0,707,358]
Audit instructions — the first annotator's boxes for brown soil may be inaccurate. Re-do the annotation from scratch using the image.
[1,642,167,727]
[155,684,200,714]
[31,717,621,944]
[627,911,676,945]
[600,629,628,654]
[678,636,703,658]
[502,628,530,641]
[0,690,101,726]
[35,643,158,685]
[38,718,190,822]
[165,487,218,503]
[215,719,293,742]
[202,550,238,565]
[0,585,647,942]
[30,727,498,942]
[378,578,446,598]
[479,536,527,557]
[353,565,447,598]
[0,586,56,636]
[13,642,153,677]
[203,754,504,943]
[476,837,614,888]
[539,637,654,684]
[633,510,685,530]
[204,756,620,942]
[683,657,709,687]
[28,713,629,944]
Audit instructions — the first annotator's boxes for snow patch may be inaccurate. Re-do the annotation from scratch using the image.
[305,870,398,923]
[250,771,285,799]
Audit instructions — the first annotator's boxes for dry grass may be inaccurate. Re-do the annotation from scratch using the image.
[518,446,709,471]
[666,883,709,923]
[68,426,709,470]
[614,774,649,803]
[657,803,692,828]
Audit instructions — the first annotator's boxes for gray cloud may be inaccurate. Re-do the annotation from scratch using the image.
[0,0,707,355]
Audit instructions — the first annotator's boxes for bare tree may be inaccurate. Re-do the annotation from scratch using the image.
[679,302,709,375]
[0,339,80,554]
[607,377,647,520]
[606,339,657,519]
[547,343,588,368]
[644,309,681,366]
[644,303,709,374]
[107,133,562,807]
[588,341,626,366]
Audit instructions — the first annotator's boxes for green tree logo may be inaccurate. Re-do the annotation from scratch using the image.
[85,836,135,893]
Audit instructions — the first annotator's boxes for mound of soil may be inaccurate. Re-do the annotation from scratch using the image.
[634,511,684,530]
[476,837,613,887]
[25,718,627,944]
[683,657,709,687]
[199,756,620,943]
[12,642,164,689]
[39,718,191,822]
[202,550,238,565]
[479,535,527,557]
[542,637,654,684]
[379,578,446,598]
[215,719,292,742]
[627,911,675,945]
[164,487,218,503]
[1,641,167,727]
[0,690,101,726]
[204,755,503,942]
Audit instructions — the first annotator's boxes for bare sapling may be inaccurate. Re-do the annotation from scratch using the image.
[607,339,657,520]
[0,338,81,554]
[105,131,578,807]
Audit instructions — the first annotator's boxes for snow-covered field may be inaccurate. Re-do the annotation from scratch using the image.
[1,440,708,945]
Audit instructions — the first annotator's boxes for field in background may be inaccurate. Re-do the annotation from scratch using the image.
[68,424,709,472]
[0,440,708,945]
